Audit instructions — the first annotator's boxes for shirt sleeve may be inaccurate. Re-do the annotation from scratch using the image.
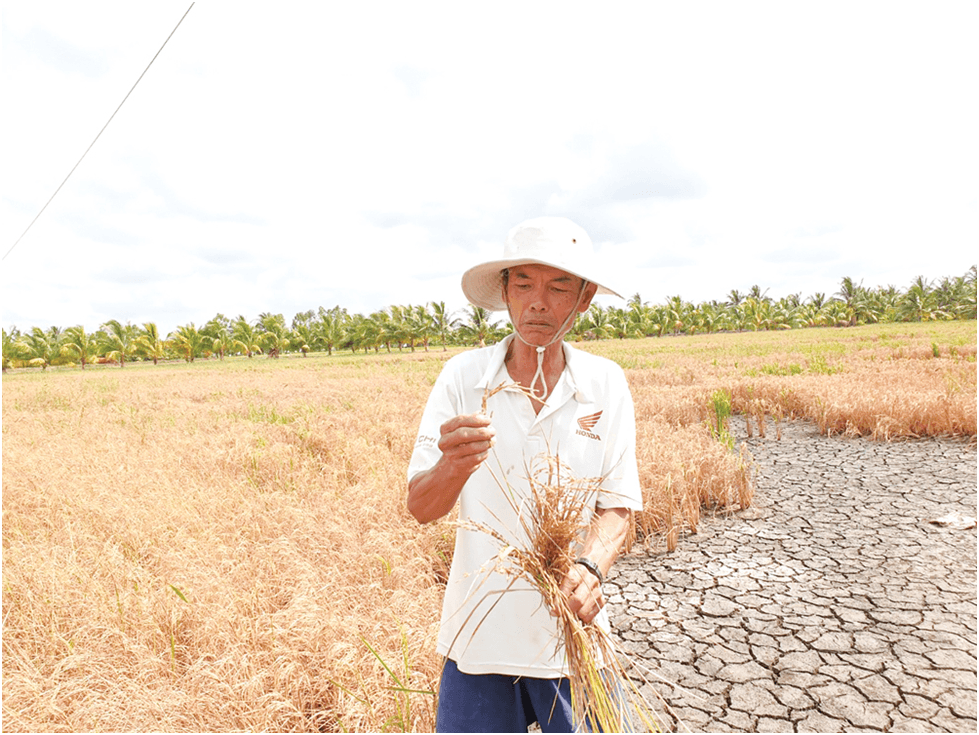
[596,366,643,511]
[407,359,464,484]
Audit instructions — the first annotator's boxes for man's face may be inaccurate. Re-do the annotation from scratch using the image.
[502,264,597,346]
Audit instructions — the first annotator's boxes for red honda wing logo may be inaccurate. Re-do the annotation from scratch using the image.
[577,410,603,433]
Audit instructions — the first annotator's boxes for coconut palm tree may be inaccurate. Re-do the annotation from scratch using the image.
[458,305,500,348]
[663,296,691,335]
[2,328,18,372]
[386,305,411,351]
[291,323,314,356]
[929,274,975,320]
[796,302,824,328]
[769,300,803,330]
[291,309,316,331]
[257,313,290,358]
[747,285,770,303]
[833,276,866,327]
[626,296,657,337]
[645,305,670,337]
[607,307,638,339]
[170,323,205,362]
[343,313,371,353]
[232,316,262,358]
[410,304,437,352]
[897,278,943,322]
[134,322,168,365]
[99,319,136,367]
[353,312,385,353]
[293,310,321,355]
[739,297,771,331]
[579,304,614,340]
[691,302,727,334]
[821,301,852,327]
[16,327,62,370]
[363,309,396,353]
[202,315,232,360]
[429,301,458,351]
[395,305,422,352]
[959,266,978,319]
[60,325,96,369]
[316,307,347,356]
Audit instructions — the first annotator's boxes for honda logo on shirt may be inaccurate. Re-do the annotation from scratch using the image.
[576,410,603,440]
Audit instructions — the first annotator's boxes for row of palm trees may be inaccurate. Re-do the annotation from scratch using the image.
[595,271,977,338]
[3,269,975,371]
[1,303,501,371]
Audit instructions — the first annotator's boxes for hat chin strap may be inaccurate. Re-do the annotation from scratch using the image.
[508,282,588,403]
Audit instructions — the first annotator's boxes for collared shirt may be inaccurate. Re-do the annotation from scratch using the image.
[408,335,642,678]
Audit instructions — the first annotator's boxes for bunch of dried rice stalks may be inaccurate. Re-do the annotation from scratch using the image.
[467,384,664,731]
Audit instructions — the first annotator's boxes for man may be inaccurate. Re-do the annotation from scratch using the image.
[407,216,642,732]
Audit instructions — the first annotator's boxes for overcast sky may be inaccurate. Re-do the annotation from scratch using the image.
[2,1,976,336]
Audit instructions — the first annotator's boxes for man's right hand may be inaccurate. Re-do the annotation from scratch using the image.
[437,413,496,478]
[407,414,495,524]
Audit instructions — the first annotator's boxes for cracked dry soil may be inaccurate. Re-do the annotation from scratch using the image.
[607,418,977,733]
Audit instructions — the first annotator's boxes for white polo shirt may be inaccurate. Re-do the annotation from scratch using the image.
[408,335,642,678]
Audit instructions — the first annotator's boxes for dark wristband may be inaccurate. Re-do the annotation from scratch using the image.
[575,557,604,585]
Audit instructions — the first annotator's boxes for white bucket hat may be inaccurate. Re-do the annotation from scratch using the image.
[461,216,623,312]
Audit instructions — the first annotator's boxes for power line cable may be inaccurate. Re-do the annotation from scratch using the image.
[2,2,195,262]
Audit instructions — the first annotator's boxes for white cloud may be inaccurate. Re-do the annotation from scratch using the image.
[2,1,976,336]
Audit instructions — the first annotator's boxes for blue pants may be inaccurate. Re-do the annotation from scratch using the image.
[436,658,580,733]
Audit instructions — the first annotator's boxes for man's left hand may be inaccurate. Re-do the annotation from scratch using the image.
[555,508,631,625]
[558,562,605,625]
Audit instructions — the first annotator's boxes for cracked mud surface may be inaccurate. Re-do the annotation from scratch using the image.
[607,419,977,733]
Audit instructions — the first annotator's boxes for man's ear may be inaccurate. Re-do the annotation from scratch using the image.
[577,282,599,313]
[500,269,510,306]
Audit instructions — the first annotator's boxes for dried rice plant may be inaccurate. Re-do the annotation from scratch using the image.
[468,452,665,732]
[463,383,664,731]
[1,359,445,732]
[632,419,754,548]
[4,322,971,731]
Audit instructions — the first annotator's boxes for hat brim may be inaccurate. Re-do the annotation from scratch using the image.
[461,257,623,312]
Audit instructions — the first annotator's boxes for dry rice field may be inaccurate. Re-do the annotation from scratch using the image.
[2,322,975,732]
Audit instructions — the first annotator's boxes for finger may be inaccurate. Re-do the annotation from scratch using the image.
[446,425,496,444]
[574,586,605,625]
[440,413,493,435]
[438,433,494,457]
[438,425,495,451]
[454,448,492,469]
[562,565,605,623]
[439,443,493,477]
[558,564,585,597]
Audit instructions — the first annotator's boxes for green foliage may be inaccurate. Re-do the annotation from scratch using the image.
[60,325,97,368]
[170,323,205,362]
[2,328,16,371]
[99,319,136,367]
[806,353,843,375]
[456,304,507,347]
[760,362,803,376]
[3,267,976,372]
[246,404,292,424]
[707,389,735,452]
[354,627,434,733]
[133,322,168,365]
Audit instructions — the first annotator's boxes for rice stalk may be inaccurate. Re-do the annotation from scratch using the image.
[467,444,664,732]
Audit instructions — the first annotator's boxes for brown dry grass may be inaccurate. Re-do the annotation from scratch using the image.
[2,356,449,732]
[2,322,974,731]
[588,322,977,547]
[468,453,663,732]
